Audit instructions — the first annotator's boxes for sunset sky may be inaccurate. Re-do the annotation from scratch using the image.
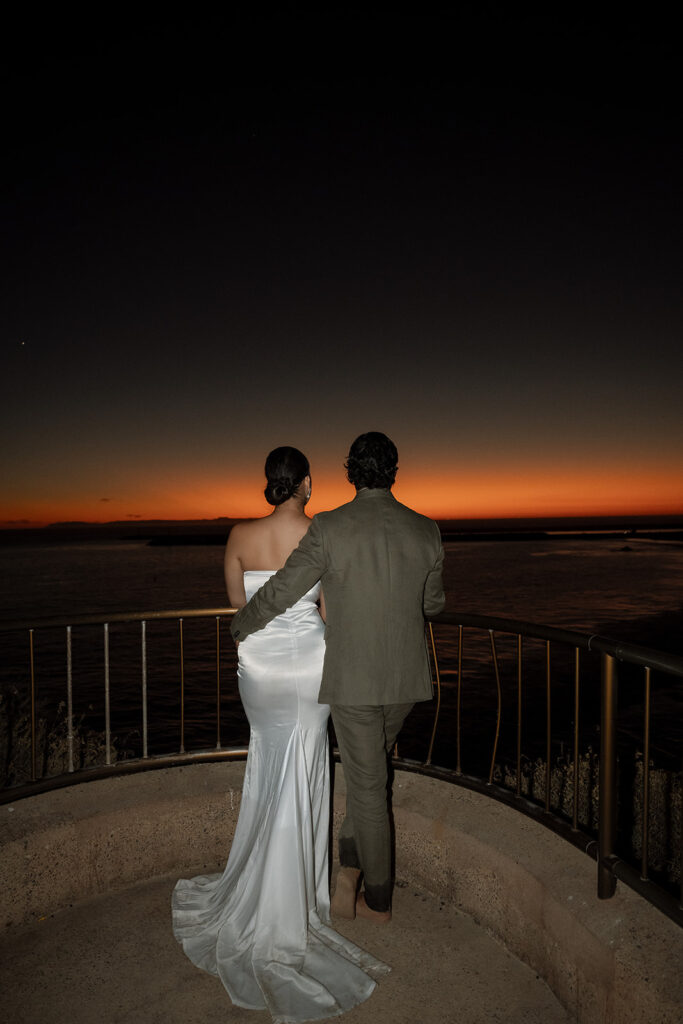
[3,12,682,526]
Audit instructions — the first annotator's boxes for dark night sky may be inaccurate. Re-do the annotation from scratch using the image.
[3,11,682,523]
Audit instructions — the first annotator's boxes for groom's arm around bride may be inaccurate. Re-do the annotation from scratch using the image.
[231,431,445,921]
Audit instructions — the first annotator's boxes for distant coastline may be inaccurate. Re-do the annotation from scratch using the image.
[1,514,683,546]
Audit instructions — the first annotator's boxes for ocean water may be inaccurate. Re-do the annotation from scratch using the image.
[1,536,682,772]
[3,535,683,631]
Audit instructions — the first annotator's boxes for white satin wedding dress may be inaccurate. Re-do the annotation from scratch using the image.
[172,571,388,1023]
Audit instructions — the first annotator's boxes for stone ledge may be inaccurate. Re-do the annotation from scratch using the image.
[1,763,247,926]
[386,771,682,1024]
[2,762,681,1024]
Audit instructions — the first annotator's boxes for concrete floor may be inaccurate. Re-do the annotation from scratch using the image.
[1,869,574,1024]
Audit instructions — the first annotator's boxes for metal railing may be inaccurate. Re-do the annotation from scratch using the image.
[426,611,683,926]
[2,608,242,782]
[1,606,682,926]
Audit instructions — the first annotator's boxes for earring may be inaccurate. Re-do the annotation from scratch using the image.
[306,490,311,500]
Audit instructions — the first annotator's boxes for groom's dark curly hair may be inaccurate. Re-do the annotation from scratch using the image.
[345,432,398,490]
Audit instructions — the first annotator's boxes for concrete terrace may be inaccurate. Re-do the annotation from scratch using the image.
[2,763,682,1024]
[2,872,573,1024]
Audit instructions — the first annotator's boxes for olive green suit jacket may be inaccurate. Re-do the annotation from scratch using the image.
[230,488,445,705]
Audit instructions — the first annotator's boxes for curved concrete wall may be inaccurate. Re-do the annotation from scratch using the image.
[390,771,682,1024]
[2,762,681,1024]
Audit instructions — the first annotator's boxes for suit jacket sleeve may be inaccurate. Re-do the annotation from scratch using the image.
[230,516,326,640]
[423,523,446,619]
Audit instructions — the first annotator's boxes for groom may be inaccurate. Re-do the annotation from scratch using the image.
[231,432,445,923]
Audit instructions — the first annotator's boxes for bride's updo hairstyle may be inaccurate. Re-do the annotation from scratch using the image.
[264,446,310,506]
[346,432,398,490]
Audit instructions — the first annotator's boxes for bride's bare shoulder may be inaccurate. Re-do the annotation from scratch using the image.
[233,515,276,535]
[227,512,311,568]
[226,517,267,549]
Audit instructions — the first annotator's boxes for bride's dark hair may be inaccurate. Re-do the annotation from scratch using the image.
[264,446,310,506]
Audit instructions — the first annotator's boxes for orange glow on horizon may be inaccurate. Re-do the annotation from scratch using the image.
[2,463,683,527]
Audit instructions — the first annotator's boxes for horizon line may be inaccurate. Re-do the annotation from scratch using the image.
[3,511,683,532]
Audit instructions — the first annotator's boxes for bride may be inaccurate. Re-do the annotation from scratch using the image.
[172,447,388,1023]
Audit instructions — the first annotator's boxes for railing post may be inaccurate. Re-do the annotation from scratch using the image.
[545,641,551,812]
[104,623,111,766]
[66,626,74,773]
[425,621,442,766]
[598,651,618,899]
[216,615,222,751]
[29,629,36,782]
[455,624,463,775]
[641,666,651,881]
[179,618,185,755]
[141,620,148,759]
[488,630,502,785]
[572,648,580,831]
[680,746,683,912]
[515,634,522,798]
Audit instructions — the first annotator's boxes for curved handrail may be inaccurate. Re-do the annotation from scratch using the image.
[432,610,683,676]
[0,607,238,632]
[4,606,681,676]
[2,603,682,925]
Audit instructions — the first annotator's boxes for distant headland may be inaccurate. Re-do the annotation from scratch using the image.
[1,514,682,546]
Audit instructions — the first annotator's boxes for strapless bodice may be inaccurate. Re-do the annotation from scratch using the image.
[243,570,321,610]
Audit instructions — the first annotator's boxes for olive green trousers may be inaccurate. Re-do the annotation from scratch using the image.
[330,702,414,912]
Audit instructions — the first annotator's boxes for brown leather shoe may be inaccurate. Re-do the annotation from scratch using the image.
[331,867,361,920]
[356,892,392,924]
